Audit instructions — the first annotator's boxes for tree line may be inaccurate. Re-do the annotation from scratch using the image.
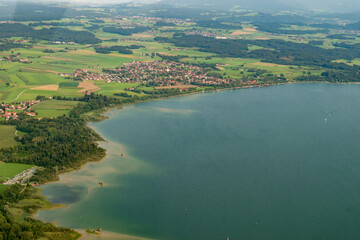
[0,185,80,240]
[0,23,101,44]
[94,45,144,54]
[155,33,360,69]
[102,26,151,36]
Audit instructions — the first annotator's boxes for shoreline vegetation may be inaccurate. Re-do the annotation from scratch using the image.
[0,81,359,239]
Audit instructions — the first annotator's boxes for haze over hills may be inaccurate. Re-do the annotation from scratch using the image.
[2,0,360,12]
[160,0,360,12]
[160,0,302,11]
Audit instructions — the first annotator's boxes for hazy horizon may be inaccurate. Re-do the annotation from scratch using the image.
[2,0,360,12]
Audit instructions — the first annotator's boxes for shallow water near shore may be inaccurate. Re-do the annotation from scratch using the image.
[38,84,360,240]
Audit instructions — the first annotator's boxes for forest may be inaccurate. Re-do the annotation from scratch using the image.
[156,34,360,68]
[0,23,101,44]
[296,70,360,82]
[95,45,144,54]
[0,94,127,184]
[102,26,151,36]
[0,42,29,52]
[28,22,84,27]
[253,22,329,34]
[0,185,80,240]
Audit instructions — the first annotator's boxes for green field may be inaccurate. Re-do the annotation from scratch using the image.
[0,125,18,148]
[0,185,9,192]
[31,100,80,117]
[59,81,79,88]
[0,162,34,180]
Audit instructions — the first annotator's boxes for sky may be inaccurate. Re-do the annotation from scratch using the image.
[13,0,360,12]
[82,0,360,12]
[161,0,360,12]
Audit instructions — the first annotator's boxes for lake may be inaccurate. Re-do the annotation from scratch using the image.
[37,83,360,240]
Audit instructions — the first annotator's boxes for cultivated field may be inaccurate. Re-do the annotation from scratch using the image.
[0,162,34,179]
[30,100,80,117]
[0,125,18,148]
[0,185,8,193]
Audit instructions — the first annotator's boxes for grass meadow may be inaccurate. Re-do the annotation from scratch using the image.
[0,125,18,148]
[31,100,80,117]
[0,162,34,179]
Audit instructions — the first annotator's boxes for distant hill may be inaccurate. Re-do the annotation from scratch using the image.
[159,0,302,11]
[159,0,360,12]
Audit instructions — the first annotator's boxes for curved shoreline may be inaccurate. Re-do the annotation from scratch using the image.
[36,136,156,239]
[34,81,360,239]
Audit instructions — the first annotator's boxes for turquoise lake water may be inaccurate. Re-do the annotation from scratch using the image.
[38,84,360,240]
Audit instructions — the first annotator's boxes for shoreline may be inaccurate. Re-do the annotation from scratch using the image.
[77,229,155,240]
[35,138,155,239]
[33,81,360,239]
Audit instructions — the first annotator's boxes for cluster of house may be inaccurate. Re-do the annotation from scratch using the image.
[62,61,265,88]
[186,30,225,38]
[60,69,107,81]
[136,16,194,25]
[62,61,235,86]
[102,61,235,86]
[52,41,77,45]
[0,39,28,43]
[170,48,190,51]
[2,167,37,185]
[0,54,31,63]
[110,16,193,26]
[0,100,40,120]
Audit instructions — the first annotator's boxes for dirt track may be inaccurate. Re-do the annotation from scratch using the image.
[21,67,60,74]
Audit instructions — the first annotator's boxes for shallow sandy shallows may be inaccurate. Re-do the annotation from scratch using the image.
[78,230,155,240]
[31,85,59,91]
[155,107,196,114]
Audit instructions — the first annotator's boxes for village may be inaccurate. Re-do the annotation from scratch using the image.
[186,30,227,39]
[0,54,31,64]
[67,61,236,87]
[0,100,40,120]
[134,16,194,25]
